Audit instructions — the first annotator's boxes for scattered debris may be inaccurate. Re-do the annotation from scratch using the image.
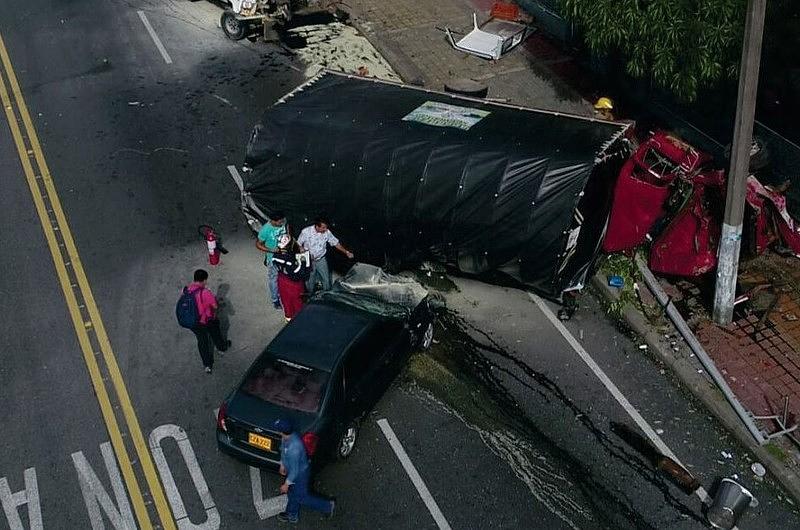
[751,462,766,477]
[721,451,733,459]
[444,9,535,61]
[706,478,756,529]
[608,275,625,288]
[284,23,399,81]
[610,421,700,495]
[127,101,140,106]
[211,93,232,106]
[638,344,648,350]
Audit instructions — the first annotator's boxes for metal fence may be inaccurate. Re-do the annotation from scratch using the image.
[647,97,800,212]
[753,122,800,211]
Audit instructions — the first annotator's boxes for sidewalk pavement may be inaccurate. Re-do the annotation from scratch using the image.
[682,254,800,435]
[344,0,590,116]
[597,252,800,502]
[337,0,800,502]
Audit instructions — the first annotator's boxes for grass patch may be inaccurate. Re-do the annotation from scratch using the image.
[765,442,789,463]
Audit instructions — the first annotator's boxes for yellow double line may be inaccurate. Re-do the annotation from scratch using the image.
[0,34,175,530]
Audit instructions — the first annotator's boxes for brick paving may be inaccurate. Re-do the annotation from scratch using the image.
[344,0,590,115]
[688,255,800,433]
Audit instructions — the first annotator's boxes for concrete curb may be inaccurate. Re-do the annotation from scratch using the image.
[591,272,800,504]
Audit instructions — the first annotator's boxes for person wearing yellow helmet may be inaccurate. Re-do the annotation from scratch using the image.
[594,97,615,121]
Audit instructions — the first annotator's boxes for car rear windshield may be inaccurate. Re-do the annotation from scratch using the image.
[241,358,328,413]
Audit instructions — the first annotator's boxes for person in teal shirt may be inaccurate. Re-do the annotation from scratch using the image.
[255,212,288,309]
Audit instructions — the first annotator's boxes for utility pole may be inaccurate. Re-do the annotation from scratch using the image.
[713,0,767,325]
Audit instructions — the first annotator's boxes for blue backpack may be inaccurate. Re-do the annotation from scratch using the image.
[176,287,201,329]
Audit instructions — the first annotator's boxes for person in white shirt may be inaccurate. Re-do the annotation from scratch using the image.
[297,216,354,293]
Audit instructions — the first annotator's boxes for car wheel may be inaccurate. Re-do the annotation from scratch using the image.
[419,321,434,350]
[336,422,359,459]
[221,10,247,40]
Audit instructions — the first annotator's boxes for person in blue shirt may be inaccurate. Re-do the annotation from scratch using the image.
[255,212,288,309]
[273,419,335,523]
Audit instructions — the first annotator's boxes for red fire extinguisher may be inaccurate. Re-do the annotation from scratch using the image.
[200,225,221,266]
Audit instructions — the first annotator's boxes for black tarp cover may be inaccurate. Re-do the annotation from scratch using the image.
[243,71,630,299]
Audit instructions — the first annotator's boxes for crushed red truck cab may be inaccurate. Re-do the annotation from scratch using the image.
[603,131,800,277]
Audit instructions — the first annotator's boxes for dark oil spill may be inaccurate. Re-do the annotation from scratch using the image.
[423,310,706,529]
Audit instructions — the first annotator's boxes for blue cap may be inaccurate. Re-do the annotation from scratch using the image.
[272,418,293,434]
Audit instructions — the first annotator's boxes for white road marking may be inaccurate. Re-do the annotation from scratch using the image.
[212,408,286,519]
[137,11,173,64]
[528,294,713,506]
[377,418,452,530]
[0,468,43,530]
[226,165,244,192]
[249,468,287,520]
[150,424,220,530]
[72,443,137,530]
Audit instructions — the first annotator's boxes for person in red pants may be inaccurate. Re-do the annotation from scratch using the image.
[272,234,311,322]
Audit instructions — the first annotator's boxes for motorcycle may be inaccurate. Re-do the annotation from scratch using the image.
[220,0,340,41]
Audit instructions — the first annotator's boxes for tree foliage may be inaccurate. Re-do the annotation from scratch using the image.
[561,0,747,101]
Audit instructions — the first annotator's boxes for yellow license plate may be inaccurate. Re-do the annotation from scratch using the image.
[247,433,272,451]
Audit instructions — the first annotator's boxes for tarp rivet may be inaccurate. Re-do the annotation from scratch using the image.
[494,193,498,197]
[303,159,309,163]
[358,166,363,170]
[331,163,336,167]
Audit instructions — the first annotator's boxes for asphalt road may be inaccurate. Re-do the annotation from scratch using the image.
[1,1,800,529]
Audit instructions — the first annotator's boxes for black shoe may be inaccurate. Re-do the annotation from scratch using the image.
[218,340,231,353]
[277,512,298,524]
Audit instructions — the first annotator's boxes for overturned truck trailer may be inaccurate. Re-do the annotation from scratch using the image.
[240,71,630,301]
